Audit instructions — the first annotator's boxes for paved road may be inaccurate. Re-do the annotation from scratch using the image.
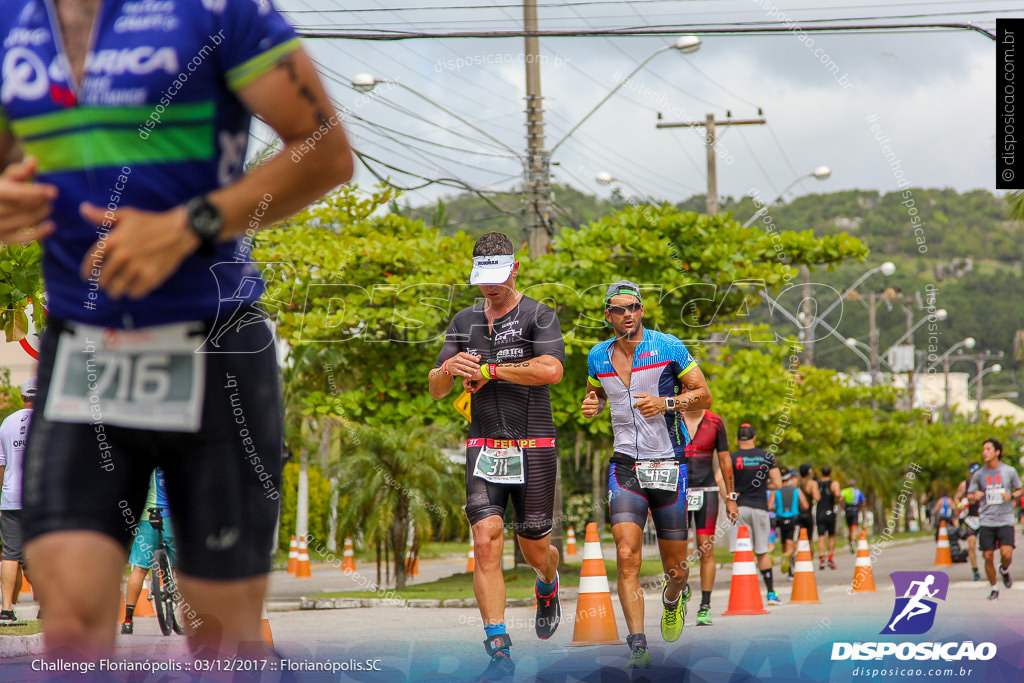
[1,537,1021,682]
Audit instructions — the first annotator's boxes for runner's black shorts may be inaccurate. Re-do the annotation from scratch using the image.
[816,512,837,536]
[978,525,1015,552]
[845,509,859,527]
[687,485,718,536]
[465,443,556,540]
[23,314,283,581]
[608,454,688,542]
[776,517,797,544]
[797,511,814,535]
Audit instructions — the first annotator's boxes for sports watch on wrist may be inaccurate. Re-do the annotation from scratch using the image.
[728,492,739,501]
[664,397,676,412]
[185,195,224,254]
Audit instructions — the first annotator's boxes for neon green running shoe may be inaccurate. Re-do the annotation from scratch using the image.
[626,633,653,669]
[661,584,689,642]
[627,648,653,669]
[696,604,713,626]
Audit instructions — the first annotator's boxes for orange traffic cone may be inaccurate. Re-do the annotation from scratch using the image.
[934,522,953,567]
[566,526,578,556]
[19,574,32,599]
[723,525,769,615]
[405,550,419,577]
[295,535,312,578]
[260,603,274,649]
[851,530,876,593]
[568,522,621,646]
[466,544,475,573]
[790,528,821,604]
[342,537,356,573]
[287,535,298,575]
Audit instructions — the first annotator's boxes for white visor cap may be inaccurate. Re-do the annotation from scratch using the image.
[470,254,515,285]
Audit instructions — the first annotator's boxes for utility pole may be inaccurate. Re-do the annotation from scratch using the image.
[523,0,550,257]
[656,113,766,215]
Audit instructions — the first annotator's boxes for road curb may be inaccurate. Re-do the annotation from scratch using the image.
[0,633,44,659]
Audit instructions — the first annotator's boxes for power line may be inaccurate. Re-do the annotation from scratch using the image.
[296,22,997,41]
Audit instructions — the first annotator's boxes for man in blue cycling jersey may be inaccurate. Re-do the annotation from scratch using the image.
[581,280,711,669]
[0,0,353,660]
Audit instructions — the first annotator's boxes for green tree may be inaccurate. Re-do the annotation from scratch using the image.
[334,422,464,590]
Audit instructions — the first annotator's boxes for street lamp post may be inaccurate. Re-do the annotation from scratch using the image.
[881,308,947,410]
[595,172,657,203]
[351,74,520,157]
[969,363,1002,421]
[741,166,832,228]
[927,337,977,423]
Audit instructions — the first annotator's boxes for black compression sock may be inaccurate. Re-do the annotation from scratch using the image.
[761,569,775,593]
[124,605,135,621]
[701,590,711,607]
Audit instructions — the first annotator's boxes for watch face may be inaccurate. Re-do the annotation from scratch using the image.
[188,198,223,240]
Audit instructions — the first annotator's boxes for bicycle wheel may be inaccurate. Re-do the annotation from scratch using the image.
[150,549,172,636]
[164,564,185,636]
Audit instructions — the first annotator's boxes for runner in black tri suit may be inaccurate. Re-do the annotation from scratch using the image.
[815,466,841,570]
[429,233,564,682]
[956,463,983,580]
[797,463,820,546]
[681,409,736,625]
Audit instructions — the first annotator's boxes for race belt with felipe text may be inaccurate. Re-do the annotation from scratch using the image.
[467,438,556,449]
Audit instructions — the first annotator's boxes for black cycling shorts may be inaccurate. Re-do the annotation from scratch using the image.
[979,526,1015,552]
[608,454,688,542]
[465,445,556,540]
[797,511,814,535]
[816,513,837,537]
[845,509,860,527]
[23,315,282,581]
[776,518,797,545]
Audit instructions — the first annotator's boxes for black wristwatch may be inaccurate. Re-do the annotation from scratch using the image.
[185,195,224,254]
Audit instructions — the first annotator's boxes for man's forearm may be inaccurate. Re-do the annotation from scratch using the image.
[669,387,710,412]
[428,365,456,399]
[490,357,562,386]
[209,131,352,241]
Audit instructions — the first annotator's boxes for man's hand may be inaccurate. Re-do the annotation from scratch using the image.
[463,376,488,394]
[79,203,199,300]
[446,352,482,379]
[581,391,602,418]
[725,499,739,524]
[633,393,667,418]
[1003,490,1012,502]
[0,158,57,244]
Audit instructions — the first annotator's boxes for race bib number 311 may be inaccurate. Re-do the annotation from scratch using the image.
[45,323,205,432]
[473,445,525,485]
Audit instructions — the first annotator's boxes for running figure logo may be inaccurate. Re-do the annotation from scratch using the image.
[880,571,949,635]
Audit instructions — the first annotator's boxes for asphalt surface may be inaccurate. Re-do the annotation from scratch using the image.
[1,534,1021,682]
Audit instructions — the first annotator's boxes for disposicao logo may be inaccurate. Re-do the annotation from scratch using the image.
[881,571,948,635]
[831,571,996,662]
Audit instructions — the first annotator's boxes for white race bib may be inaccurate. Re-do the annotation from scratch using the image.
[473,444,525,485]
[635,460,679,492]
[686,486,718,511]
[46,322,205,432]
[986,486,1006,506]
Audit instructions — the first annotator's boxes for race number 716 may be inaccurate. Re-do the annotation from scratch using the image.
[91,353,173,402]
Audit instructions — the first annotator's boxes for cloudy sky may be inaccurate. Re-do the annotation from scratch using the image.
[267,1,1016,215]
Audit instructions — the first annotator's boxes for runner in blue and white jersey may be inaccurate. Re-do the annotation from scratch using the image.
[581,280,711,668]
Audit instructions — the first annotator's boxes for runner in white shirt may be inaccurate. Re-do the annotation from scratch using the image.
[0,378,35,622]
